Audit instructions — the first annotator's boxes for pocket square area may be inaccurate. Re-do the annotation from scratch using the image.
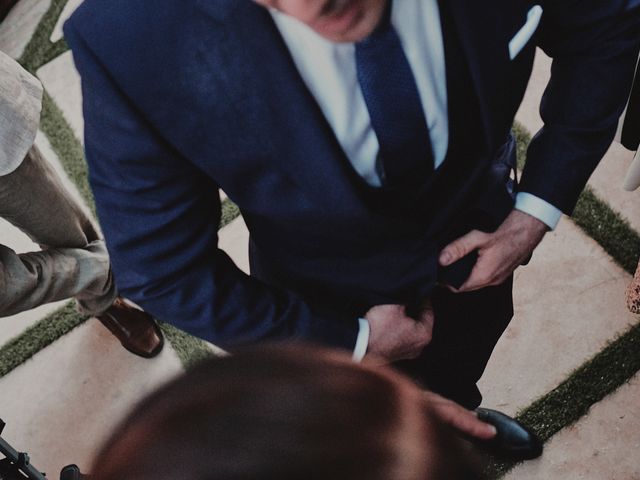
[509,5,543,60]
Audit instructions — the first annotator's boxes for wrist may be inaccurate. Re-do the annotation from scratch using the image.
[506,209,549,235]
[515,192,562,230]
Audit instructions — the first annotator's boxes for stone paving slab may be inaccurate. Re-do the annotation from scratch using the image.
[51,0,82,43]
[479,217,637,415]
[0,318,184,477]
[38,51,84,143]
[516,49,640,233]
[505,371,640,480]
[0,217,36,254]
[0,300,66,347]
[0,0,49,59]
[218,216,250,274]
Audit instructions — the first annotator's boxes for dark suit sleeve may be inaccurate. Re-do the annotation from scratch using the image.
[621,59,640,151]
[520,0,640,214]
[64,23,359,351]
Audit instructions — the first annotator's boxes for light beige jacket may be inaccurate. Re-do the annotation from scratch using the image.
[0,50,43,176]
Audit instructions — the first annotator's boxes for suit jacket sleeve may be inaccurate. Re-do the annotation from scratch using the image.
[520,0,640,214]
[64,23,359,351]
[621,57,640,151]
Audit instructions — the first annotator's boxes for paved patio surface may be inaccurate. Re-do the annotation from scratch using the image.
[1,2,639,478]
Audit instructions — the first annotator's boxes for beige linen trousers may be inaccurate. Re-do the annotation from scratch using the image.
[0,50,115,317]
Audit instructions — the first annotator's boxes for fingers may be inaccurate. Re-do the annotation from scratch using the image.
[440,211,549,292]
[424,392,497,440]
[439,229,498,292]
[457,252,506,292]
[454,410,498,440]
[439,230,490,267]
[365,304,433,362]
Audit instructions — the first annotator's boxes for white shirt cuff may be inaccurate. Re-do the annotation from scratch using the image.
[515,192,563,230]
[352,318,370,362]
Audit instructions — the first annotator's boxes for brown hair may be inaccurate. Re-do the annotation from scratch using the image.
[91,345,482,480]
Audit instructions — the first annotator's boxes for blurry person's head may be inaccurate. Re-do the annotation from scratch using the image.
[91,345,485,480]
[253,0,388,42]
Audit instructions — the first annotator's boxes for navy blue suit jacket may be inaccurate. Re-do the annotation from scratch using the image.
[64,0,640,350]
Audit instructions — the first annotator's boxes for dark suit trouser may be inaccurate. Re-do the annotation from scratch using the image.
[394,277,514,410]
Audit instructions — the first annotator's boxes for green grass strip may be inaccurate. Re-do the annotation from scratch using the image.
[0,302,88,378]
[488,319,640,478]
[18,0,70,73]
[159,324,215,370]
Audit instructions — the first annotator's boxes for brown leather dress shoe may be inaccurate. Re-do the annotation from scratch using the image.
[96,298,164,358]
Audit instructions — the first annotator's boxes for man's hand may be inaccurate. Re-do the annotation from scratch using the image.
[423,391,497,441]
[439,209,548,293]
[364,301,433,363]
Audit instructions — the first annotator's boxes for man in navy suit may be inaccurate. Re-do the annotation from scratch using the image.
[64,0,640,410]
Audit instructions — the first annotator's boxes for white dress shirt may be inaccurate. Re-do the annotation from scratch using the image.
[270,0,562,360]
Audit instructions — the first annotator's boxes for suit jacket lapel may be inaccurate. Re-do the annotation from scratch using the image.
[446,0,512,153]
[194,0,364,212]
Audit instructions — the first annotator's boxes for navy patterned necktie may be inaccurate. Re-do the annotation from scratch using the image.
[355,1,434,187]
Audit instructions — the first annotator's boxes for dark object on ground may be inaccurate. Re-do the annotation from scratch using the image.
[474,408,543,461]
[96,298,164,358]
[59,465,89,480]
[0,0,17,22]
[0,419,90,480]
[0,419,46,480]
